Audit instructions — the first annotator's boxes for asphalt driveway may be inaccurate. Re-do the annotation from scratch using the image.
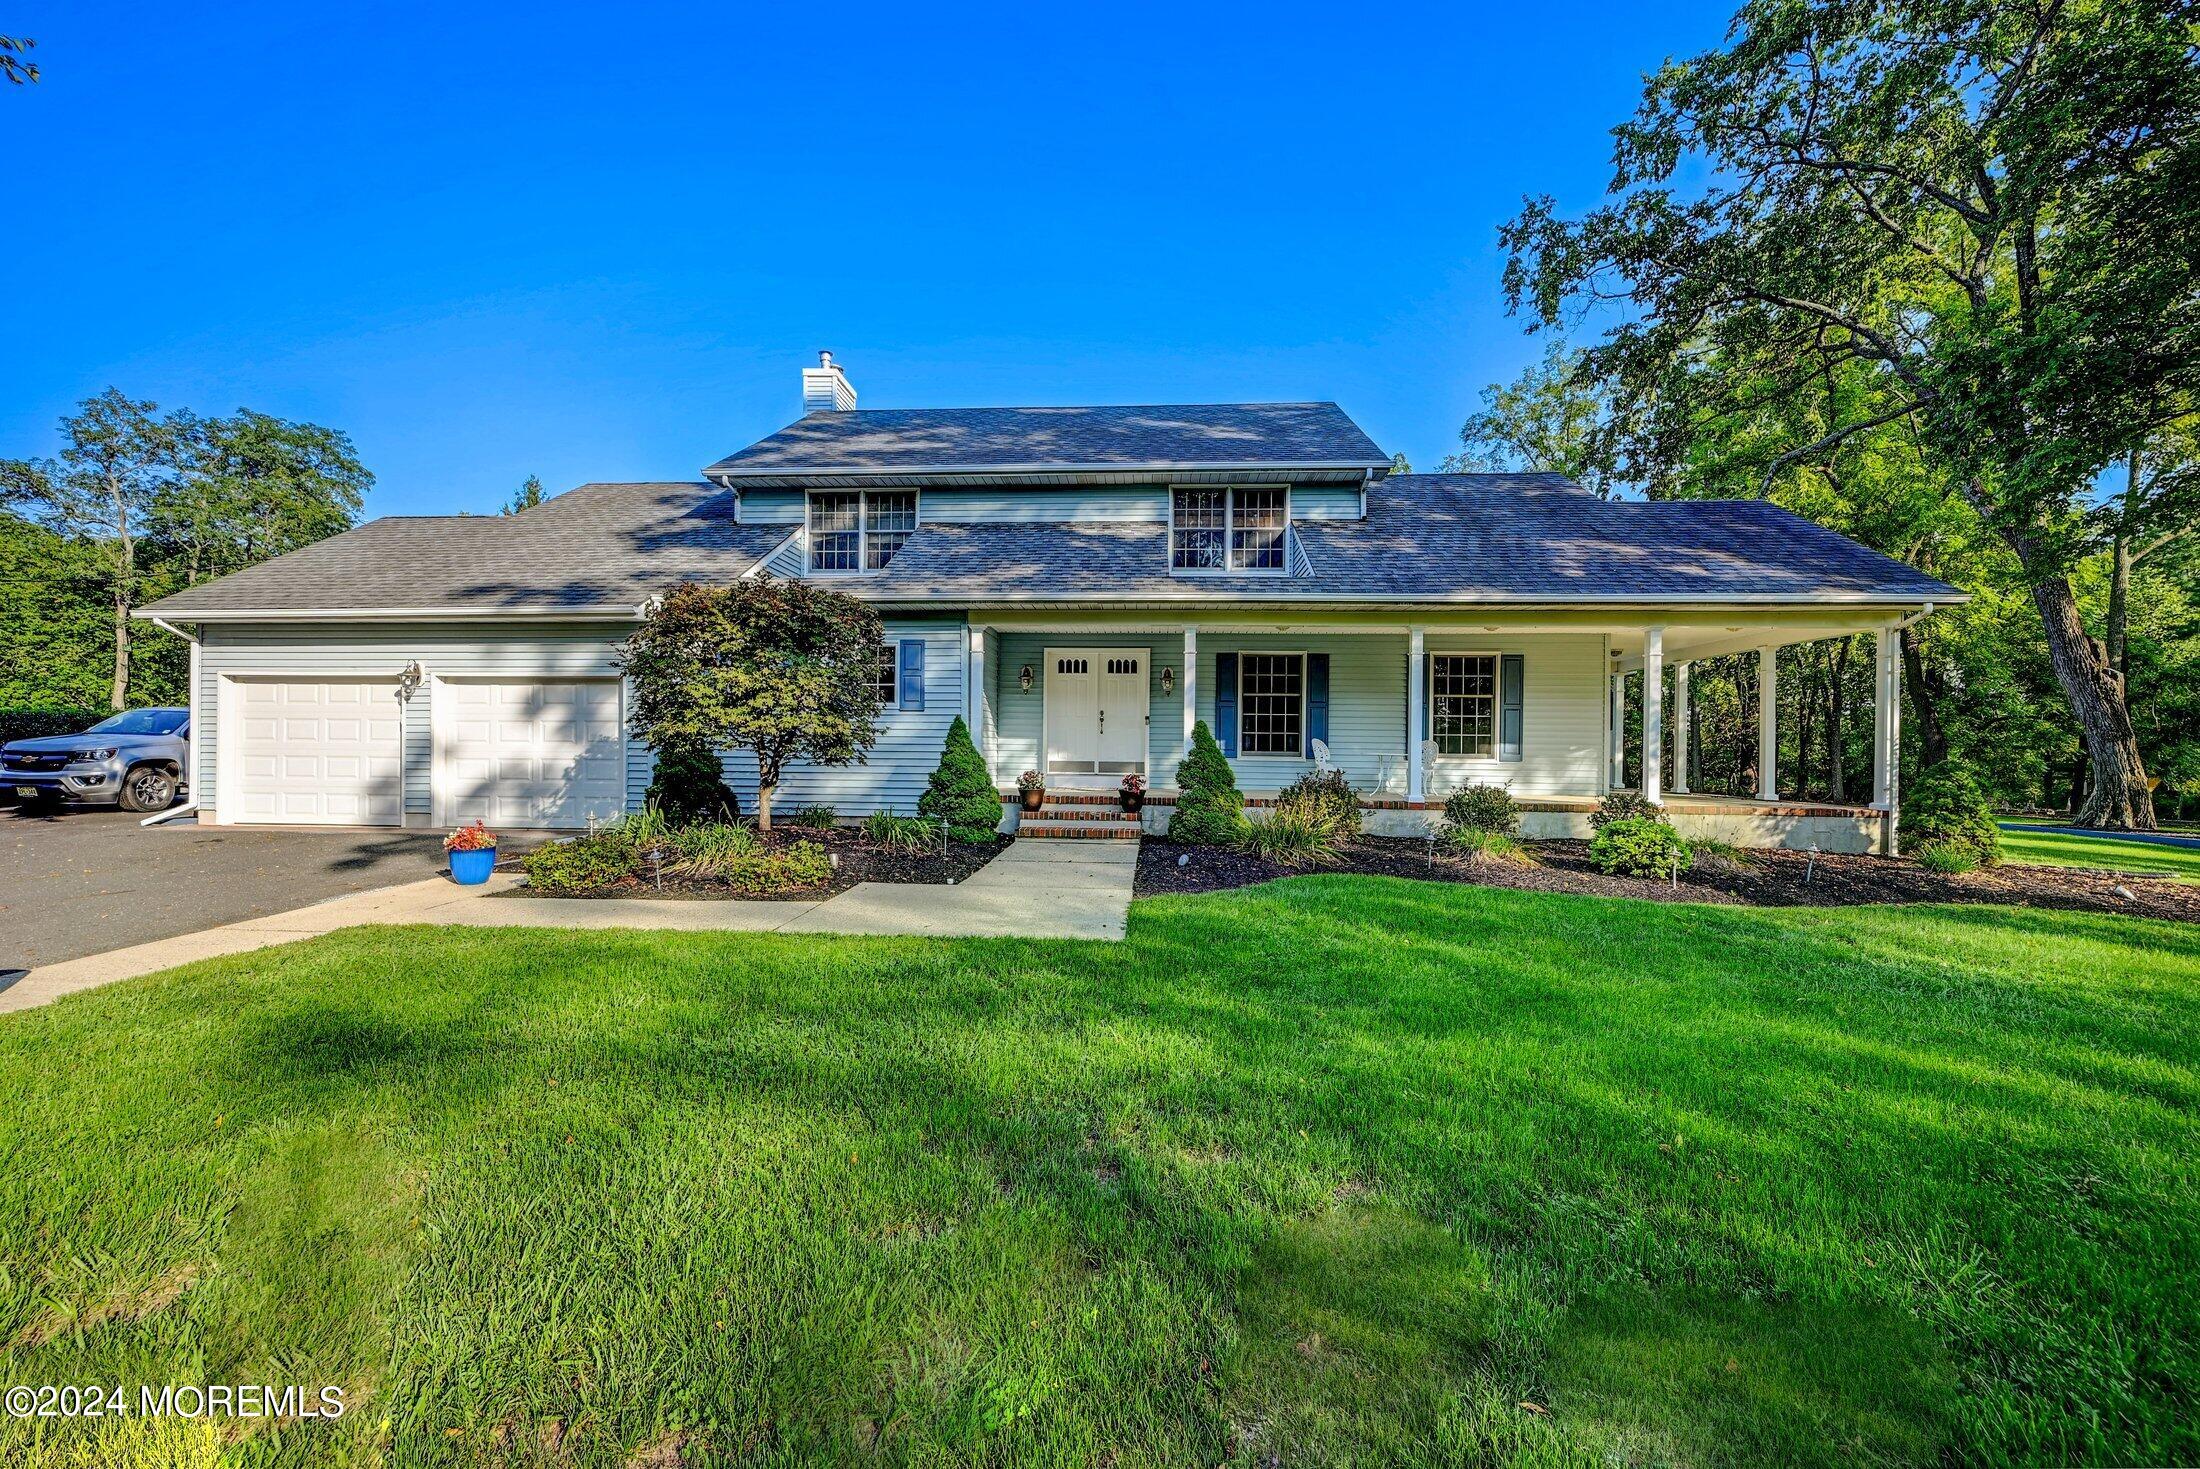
[1,807,480,971]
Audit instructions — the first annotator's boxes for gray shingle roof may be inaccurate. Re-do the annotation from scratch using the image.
[706,402,1391,477]
[139,482,789,615]
[141,472,1957,617]
[840,475,1956,604]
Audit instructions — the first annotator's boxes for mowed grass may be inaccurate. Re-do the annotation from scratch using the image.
[1,881,2196,1467]
[1999,824,2200,880]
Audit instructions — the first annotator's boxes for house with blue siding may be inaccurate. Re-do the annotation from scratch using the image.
[139,353,1959,852]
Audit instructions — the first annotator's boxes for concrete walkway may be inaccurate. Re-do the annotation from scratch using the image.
[0,839,1136,1015]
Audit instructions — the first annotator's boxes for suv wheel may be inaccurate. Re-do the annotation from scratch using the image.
[118,765,178,812]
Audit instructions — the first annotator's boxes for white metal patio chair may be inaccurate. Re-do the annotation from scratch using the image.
[1310,738,1336,777]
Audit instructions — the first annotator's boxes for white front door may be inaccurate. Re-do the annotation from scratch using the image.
[229,677,404,825]
[436,678,627,829]
[1042,647,1149,782]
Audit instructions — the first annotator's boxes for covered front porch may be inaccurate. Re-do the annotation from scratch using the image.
[959,609,1914,853]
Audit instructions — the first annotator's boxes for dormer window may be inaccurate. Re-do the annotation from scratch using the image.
[1171,487,1287,572]
[809,490,916,572]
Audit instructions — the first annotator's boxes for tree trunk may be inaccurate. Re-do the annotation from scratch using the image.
[108,474,135,710]
[2024,570,2154,828]
[757,780,775,832]
[1899,627,1948,769]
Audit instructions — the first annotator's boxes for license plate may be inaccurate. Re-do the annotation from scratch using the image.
[13,787,36,798]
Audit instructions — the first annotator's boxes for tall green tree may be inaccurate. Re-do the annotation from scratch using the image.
[619,580,885,831]
[156,410,371,584]
[0,389,180,709]
[503,473,545,515]
[1505,0,2200,828]
[1438,339,1635,497]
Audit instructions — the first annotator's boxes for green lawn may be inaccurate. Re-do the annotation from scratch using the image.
[2,881,2196,1467]
[1999,824,2200,880]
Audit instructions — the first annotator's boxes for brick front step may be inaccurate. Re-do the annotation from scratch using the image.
[1033,805,1143,823]
[1017,821,1142,839]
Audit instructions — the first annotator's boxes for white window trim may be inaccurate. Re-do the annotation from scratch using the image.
[1427,649,1501,761]
[807,489,920,575]
[1236,649,1310,759]
[1168,485,1292,576]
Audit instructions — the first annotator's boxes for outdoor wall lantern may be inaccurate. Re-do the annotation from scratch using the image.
[1159,665,1176,697]
[398,661,425,698]
[1019,664,1035,693]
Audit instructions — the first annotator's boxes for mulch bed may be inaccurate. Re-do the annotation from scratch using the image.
[1136,835,2200,924]
[515,827,1012,901]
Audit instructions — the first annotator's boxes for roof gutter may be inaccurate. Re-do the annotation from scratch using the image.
[131,606,646,623]
[140,616,201,827]
[705,457,1393,481]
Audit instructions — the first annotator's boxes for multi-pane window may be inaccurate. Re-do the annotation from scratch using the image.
[1230,488,1287,570]
[809,490,917,573]
[1240,653,1305,756]
[1171,489,1228,569]
[1171,487,1289,572]
[1431,654,1497,757]
[870,644,898,706]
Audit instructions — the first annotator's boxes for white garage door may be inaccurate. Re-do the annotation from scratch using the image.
[438,679,626,829]
[231,678,404,825]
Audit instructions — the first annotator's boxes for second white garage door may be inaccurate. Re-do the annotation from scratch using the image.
[436,679,626,829]
[231,678,404,825]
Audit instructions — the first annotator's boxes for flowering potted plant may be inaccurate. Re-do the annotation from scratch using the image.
[1118,771,1147,814]
[1016,769,1046,812]
[444,821,499,885]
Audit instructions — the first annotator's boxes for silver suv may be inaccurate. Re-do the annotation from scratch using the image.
[2,708,191,812]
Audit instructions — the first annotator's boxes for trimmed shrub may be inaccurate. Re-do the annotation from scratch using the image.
[1915,840,1979,876]
[1589,815,1691,878]
[1590,789,1669,831]
[918,717,1004,843]
[665,821,759,877]
[1439,782,1520,837]
[1169,720,1248,845]
[1444,826,1533,865]
[523,833,640,894]
[862,811,937,853]
[1237,805,1343,868]
[722,841,834,895]
[1277,769,1361,837]
[1901,762,2000,866]
[0,707,108,747]
[782,804,840,829]
[645,741,739,826]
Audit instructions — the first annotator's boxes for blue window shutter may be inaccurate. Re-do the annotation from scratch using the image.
[1499,654,1524,761]
[899,639,924,711]
[1306,653,1329,754]
[1215,651,1239,757]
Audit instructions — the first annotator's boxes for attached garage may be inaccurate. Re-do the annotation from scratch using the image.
[433,677,627,829]
[227,677,405,825]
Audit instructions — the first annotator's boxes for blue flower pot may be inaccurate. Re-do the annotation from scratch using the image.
[449,846,498,885]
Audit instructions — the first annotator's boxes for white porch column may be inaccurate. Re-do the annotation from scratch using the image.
[1609,672,1626,789]
[966,625,985,736]
[1671,661,1691,794]
[1641,627,1665,805]
[1182,626,1198,754]
[1874,625,1903,854]
[1756,645,1779,801]
[1407,627,1426,803]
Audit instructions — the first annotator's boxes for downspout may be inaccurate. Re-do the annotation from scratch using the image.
[141,616,201,826]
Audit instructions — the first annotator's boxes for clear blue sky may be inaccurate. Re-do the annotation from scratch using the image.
[5,1,1733,517]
